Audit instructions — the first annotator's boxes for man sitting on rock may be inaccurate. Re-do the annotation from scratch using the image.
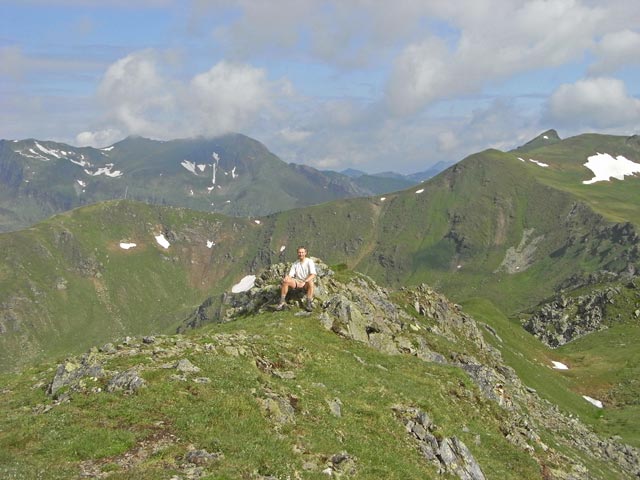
[276,246,316,311]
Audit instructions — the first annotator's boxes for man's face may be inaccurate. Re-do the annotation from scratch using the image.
[297,248,307,260]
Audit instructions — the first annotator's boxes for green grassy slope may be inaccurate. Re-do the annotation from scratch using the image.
[1,284,633,479]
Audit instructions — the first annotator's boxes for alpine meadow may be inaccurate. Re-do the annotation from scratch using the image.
[1,129,640,479]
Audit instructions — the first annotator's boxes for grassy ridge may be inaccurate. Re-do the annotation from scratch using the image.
[0,310,589,479]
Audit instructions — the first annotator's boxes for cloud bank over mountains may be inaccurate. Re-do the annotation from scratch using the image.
[2,0,640,173]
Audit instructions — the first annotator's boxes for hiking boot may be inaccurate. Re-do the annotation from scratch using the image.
[275,302,286,311]
[304,298,313,312]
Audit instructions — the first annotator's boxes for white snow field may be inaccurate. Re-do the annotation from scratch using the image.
[231,275,256,293]
[583,153,640,184]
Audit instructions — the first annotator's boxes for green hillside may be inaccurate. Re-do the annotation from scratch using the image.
[1,266,636,479]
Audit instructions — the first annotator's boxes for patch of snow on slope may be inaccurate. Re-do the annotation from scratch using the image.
[16,148,50,161]
[155,234,170,249]
[198,164,206,172]
[583,395,603,408]
[119,242,137,250]
[231,166,238,179]
[551,361,569,370]
[280,245,286,252]
[231,275,256,293]
[69,154,91,167]
[207,240,215,248]
[181,160,198,175]
[84,164,123,177]
[582,153,640,184]
[529,159,549,167]
[517,157,525,162]
[101,146,114,151]
[254,220,261,225]
[415,188,424,194]
[380,197,386,201]
[35,142,62,158]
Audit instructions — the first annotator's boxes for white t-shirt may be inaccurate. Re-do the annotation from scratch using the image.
[289,257,317,281]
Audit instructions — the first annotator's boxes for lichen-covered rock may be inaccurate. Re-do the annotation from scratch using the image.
[47,351,105,396]
[106,368,146,394]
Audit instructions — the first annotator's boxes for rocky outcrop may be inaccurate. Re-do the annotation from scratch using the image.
[523,280,639,347]
[393,405,486,480]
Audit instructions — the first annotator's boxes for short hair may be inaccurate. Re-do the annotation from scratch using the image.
[297,246,307,252]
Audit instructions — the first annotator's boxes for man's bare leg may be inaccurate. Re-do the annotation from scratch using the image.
[277,275,298,309]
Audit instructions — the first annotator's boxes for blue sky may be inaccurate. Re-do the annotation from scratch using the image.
[2,0,640,173]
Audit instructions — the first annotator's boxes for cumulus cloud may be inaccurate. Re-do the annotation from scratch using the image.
[75,128,123,148]
[547,77,640,129]
[187,61,271,134]
[82,49,280,143]
[386,0,603,115]
[590,30,640,74]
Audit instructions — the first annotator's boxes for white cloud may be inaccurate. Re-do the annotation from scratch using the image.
[278,127,312,143]
[547,77,640,129]
[81,50,279,144]
[187,61,271,134]
[590,30,640,74]
[386,0,604,115]
[75,128,123,148]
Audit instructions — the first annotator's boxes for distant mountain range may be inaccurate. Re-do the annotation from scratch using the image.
[0,134,448,232]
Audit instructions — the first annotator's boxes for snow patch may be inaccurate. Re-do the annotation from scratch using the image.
[231,166,238,179]
[69,155,91,167]
[280,245,286,252]
[582,152,640,184]
[155,234,170,249]
[197,164,206,172]
[206,240,215,248]
[415,188,425,194]
[551,361,569,370]
[254,220,261,225]
[528,159,549,168]
[84,164,123,177]
[380,196,386,201]
[100,146,114,152]
[35,142,62,158]
[231,275,256,293]
[517,157,525,162]
[77,180,87,188]
[543,135,549,139]
[181,160,198,175]
[583,395,603,408]
[119,242,137,250]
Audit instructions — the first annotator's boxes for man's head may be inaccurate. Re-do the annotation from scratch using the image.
[297,246,307,260]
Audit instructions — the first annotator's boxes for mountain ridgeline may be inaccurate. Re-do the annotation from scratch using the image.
[0,134,420,233]
[1,130,640,478]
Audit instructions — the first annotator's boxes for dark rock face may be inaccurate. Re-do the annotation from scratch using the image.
[523,285,626,347]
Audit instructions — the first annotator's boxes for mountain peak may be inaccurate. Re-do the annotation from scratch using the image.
[514,129,561,152]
